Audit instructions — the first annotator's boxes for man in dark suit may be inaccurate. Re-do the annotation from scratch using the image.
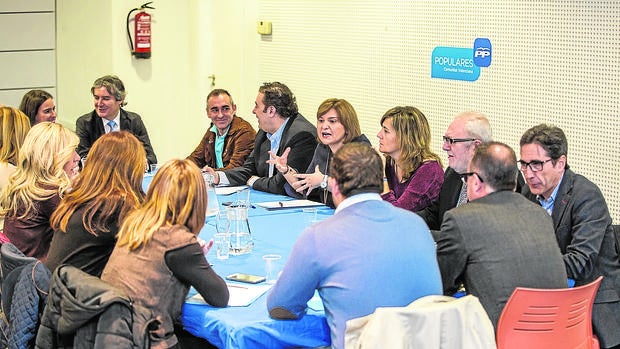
[417,111,492,230]
[520,124,620,349]
[76,75,157,165]
[208,82,317,195]
[436,141,568,328]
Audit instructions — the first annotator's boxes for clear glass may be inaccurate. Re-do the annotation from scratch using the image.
[213,233,230,260]
[203,172,220,217]
[263,254,282,284]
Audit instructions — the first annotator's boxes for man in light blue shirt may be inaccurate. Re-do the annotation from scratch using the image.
[267,143,442,349]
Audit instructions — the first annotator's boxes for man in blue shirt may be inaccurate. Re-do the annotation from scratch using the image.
[267,143,442,349]
[520,124,620,349]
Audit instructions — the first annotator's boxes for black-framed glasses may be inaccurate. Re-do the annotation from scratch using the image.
[442,136,476,145]
[517,159,553,172]
[459,172,484,183]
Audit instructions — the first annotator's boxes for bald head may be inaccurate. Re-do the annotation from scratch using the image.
[470,142,518,193]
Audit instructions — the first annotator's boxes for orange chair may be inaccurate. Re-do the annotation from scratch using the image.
[496,276,602,349]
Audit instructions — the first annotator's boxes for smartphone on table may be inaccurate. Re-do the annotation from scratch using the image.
[226,273,266,284]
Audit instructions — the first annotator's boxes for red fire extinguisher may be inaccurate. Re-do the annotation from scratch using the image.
[127,2,155,59]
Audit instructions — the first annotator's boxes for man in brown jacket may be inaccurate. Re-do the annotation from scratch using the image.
[187,88,256,170]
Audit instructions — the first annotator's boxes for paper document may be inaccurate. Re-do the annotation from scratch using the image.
[215,186,248,196]
[256,199,325,210]
[187,283,273,307]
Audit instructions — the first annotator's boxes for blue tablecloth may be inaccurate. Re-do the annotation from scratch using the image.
[181,189,334,349]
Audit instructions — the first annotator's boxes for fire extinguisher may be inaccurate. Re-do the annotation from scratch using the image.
[126,2,155,59]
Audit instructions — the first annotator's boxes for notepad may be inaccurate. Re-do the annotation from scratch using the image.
[187,283,273,307]
[256,200,325,210]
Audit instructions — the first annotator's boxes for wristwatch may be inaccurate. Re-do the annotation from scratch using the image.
[320,175,328,189]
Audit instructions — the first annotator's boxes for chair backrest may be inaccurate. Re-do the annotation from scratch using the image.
[345,295,497,349]
[496,276,602,349]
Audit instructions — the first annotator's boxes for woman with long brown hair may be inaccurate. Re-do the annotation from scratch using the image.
[102,159,229,348]
[46,131,146,276]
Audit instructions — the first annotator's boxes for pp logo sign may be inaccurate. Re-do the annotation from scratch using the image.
[473,38,492,67]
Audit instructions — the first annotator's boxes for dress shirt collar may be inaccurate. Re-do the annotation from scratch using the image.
[101,111,121,132]
[266,117,290,147]
[210,123,230,137]
[335,193,382,214]
[537,172,564,215]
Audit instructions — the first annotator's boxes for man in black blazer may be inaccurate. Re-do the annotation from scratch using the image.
[520,124,620,349]
[209,82,317,195]
[417,111,492,230]
[76,75,157,165]
[436,142,568,328]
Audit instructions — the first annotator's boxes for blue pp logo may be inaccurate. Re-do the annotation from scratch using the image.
[473,38,492,67]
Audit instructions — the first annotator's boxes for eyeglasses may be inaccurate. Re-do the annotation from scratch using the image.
[443,136,476,145]
[517,159,553,172]
[459,172,484,183]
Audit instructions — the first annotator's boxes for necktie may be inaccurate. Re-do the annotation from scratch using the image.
[107,120,117,133]
[456,182,468,206]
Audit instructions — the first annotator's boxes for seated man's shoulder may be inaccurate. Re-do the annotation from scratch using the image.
[290,114,317,133]
[121,109,143,121]
[76,110,95,122]
[231,115,257,133]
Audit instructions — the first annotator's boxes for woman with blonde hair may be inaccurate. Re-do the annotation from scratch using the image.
[102,159,229,348]
[19,89,57,125]
[377,106,444,212]
[45,131,146,276]
[1,122,80,260]
[0,106,31,190]
[0,107,31,237]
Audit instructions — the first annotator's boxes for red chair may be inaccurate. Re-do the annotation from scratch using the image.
[496,276,602,349]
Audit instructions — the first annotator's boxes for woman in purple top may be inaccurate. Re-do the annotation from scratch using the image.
[377,106,444,212]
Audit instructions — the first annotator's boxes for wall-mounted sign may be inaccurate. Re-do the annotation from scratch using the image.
[431,47,480,81]
[431,38,491,82]
[473,38,492,67]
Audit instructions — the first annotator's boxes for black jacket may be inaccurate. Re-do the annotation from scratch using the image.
[35,265,160,349]
[75,109,158,165]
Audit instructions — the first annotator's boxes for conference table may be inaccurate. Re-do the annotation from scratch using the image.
[176,185,334,349]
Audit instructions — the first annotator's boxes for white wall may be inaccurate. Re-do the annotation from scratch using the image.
[253,0,620,221]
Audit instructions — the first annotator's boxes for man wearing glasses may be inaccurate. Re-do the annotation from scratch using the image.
[417,111,492,230]
[520,124,620,349]
[435,141,567,328]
